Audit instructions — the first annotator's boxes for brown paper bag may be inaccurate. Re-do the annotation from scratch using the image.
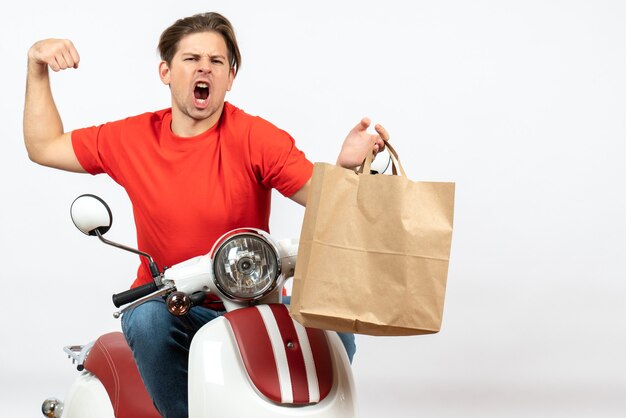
[289,142,455,336]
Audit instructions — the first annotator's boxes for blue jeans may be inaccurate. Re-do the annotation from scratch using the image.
[121,298,355,418]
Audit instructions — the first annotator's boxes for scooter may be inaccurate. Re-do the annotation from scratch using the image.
[41,194,357,418]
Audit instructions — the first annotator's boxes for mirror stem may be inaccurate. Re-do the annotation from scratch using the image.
[94,229,162,283]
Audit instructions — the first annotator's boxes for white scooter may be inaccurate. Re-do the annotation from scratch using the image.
[41,194,357,418]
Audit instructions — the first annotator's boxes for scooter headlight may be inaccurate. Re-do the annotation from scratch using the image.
[211,229,280,301]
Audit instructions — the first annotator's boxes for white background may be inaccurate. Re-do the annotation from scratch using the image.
[2,1,625,417]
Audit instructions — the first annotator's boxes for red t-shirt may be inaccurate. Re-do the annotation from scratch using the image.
[72,102,313,291]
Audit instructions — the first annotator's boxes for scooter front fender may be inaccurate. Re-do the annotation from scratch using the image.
[188,315,357,418]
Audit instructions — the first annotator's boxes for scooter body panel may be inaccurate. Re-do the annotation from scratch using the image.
[62,371,114,418]
[188,316,357,418]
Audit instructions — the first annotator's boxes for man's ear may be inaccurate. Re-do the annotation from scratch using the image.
[227,66,235,91]
[159,61,171,85]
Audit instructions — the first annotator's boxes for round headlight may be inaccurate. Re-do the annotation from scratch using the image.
[212,231,280,300]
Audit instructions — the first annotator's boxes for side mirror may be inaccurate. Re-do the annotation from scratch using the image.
[370,148,391,174]
[70,194,113,236]
[69,193,161,283]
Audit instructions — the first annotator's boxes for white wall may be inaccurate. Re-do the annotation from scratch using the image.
[2,1,625,417]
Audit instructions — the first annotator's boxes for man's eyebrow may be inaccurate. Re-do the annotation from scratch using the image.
[180,52,227,60]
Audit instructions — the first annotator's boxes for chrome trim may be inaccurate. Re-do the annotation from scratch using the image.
[63,341,95,371]
[41,397,64,418]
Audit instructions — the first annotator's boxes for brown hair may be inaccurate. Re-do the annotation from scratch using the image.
[158,12,241,76]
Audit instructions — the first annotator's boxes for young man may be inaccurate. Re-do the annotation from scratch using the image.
[24,12,388,418]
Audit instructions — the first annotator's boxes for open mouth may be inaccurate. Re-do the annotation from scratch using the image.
[194,82,209,103]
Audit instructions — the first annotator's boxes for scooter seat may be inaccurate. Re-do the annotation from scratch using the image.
[84,332,161,418]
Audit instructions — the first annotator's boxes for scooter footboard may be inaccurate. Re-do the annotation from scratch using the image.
[188,304,357,418]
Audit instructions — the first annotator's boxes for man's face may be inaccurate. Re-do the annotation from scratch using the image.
[159,31,234,133]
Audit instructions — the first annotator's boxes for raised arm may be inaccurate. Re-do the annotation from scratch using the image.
[23,39,86,173]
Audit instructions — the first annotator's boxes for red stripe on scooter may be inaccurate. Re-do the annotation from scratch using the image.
[306,328,333,401]
[224,308,282,403]
[268,304,310,404]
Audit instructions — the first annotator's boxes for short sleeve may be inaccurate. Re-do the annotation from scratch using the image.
[72,126,105,174]
[72,121,125,183]
[248,118,313,197]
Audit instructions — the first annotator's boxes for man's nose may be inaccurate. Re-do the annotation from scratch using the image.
[197,58,212,73]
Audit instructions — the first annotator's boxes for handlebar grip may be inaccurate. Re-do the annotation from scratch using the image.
[112,282,158,308]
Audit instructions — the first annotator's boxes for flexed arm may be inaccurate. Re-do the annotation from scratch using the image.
[23,39,86,172]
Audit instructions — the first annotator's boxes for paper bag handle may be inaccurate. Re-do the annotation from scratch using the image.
[360,140,406,177]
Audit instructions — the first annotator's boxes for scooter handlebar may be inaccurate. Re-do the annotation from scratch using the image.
[112,282,158,308]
